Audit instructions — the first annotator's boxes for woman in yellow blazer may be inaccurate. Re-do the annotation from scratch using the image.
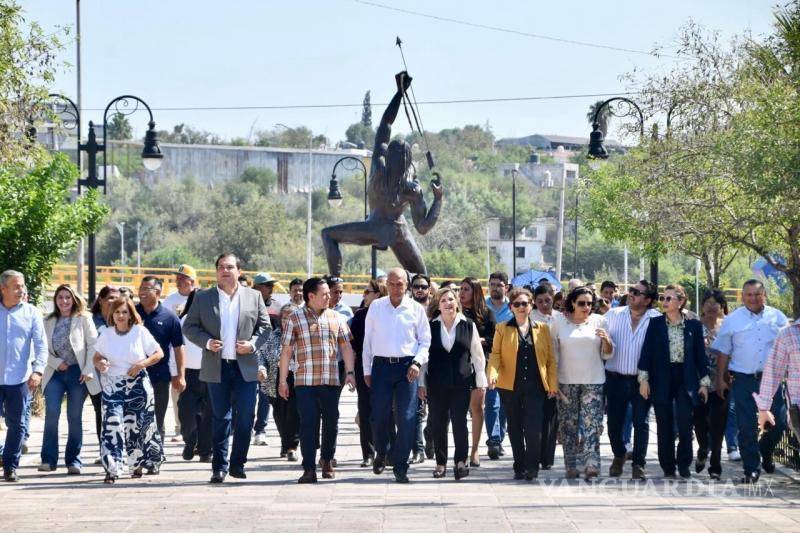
[488,287,557,480]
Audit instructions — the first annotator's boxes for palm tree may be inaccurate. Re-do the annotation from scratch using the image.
[586,100,612,138]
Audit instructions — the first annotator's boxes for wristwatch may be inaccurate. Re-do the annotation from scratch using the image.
[346,371,355,376]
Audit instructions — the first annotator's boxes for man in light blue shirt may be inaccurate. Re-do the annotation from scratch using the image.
[484,271,511,458]
[712,279,788,484]
[1,270,47,481]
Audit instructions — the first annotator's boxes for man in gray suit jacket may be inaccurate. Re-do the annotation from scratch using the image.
[183,253,270,483]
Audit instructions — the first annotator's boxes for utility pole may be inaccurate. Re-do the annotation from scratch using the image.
[75,0,84,297]
[555,165,567,281]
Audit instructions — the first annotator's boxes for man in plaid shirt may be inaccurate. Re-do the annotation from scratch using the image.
[757,319,800,431]
[279,277,356,484]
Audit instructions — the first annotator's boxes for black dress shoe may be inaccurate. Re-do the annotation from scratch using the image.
[487,445,500,460]
[146,466,160,476]
[695,456,707,473]
[209,471,226,484]
[525,470,538,481]
[709,472,721,481]
[229,468,246,479]
[198,454,212,463]
[373,456,386,475]
[360,456,374,467]
[541,464,552,470]
[394,472,410,483]
[182,444,195,461]
[454,465,469,481]
[762,457,776,474]
[663,472,677,480]
[741,471,760,484]
[513,471,525,480]
[4,469,18,482]
[298,469,317,484]
[679,469,691,479]
[287,450,298,462]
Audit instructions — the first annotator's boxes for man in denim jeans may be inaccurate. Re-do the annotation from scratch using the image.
[713,280,788,484]
[485,272,511,459]
[0,270,47,482]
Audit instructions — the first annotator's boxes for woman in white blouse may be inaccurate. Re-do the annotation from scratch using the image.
[550,286,613,480]
[418,288,487,481]
[93,297,164,484]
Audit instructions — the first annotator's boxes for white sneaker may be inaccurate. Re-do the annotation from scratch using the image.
[252,433,267,446]
[728,450,741,461]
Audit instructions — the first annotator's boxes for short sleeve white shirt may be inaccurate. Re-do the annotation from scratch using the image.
[95,324,159,377]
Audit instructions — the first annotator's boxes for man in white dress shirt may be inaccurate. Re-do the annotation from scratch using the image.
[363,267,431,483]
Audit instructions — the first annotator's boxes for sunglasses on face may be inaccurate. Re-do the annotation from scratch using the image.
[412,284,429,290]
[575,300,593,308]
[511,301,531,308]
[628,287,643,297]
[662,295,681,303]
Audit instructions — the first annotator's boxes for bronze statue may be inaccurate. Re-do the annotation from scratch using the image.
[322,72,443,276]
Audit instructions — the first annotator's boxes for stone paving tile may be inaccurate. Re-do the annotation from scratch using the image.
[3,395,800,532]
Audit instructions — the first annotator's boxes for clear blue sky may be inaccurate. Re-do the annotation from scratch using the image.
[22,0,776,143]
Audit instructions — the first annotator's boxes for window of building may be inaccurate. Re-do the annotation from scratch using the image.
[515,247,526,258]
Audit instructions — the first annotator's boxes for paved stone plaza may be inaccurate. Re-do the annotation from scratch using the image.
[2,392,800,532]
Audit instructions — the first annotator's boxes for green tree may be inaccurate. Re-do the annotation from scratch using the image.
[344,122,374,147]
[587,100,613,138]
[158,123,224,144]
[0,1,66,165]
[238,167,277,195]
[106,112,133,140]
[361,90,372,127]
[0,154,107,302]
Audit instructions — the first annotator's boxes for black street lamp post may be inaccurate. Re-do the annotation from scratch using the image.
[584,97,665,286]
[327,155,376,279]
[41,94,163,302]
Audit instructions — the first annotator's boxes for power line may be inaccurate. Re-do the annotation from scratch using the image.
[354,0,679,59]
[83,91,638,112]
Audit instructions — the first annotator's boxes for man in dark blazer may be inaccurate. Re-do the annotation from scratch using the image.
[183,253,270,483]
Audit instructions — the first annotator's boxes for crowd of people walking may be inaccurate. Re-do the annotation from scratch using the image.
[1,259,798,486]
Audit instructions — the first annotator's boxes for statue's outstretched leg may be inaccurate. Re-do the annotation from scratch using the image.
[390,225,426,275]
[321,221,381,276]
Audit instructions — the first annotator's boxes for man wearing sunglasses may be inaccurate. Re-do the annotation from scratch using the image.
[410,274,432,308]
[603,280,661,480]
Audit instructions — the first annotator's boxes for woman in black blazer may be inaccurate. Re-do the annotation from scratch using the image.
[639,284,710,479]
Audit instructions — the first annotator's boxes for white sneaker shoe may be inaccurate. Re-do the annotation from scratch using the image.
[728,450,741,461]
[252,433,267,446]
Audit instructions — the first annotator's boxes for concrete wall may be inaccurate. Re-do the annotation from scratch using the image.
[109,141,369,191]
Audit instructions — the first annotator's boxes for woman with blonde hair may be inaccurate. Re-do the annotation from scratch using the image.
[419,287,487,480]
[39,284,98,474]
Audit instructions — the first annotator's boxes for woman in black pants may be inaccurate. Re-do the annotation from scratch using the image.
[419,287,487,480]
[349,279,387,467]
[639,284,710,479]
[692,290,730,480]
[459,277,495,467]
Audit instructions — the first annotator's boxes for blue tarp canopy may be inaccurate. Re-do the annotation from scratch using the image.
[511,270,561,290]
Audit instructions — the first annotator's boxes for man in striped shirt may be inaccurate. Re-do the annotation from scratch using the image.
[757,319,800,427]
[603,280,661,480]
[279,278,356,484]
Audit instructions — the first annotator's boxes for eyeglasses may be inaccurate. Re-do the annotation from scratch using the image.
[511,301,531,308]
[412,284,429,290]
[364,289,378,294]
[575,301,593,308]
[327,277,344,284]
[662,295,681,303]
[628,287,643,297]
